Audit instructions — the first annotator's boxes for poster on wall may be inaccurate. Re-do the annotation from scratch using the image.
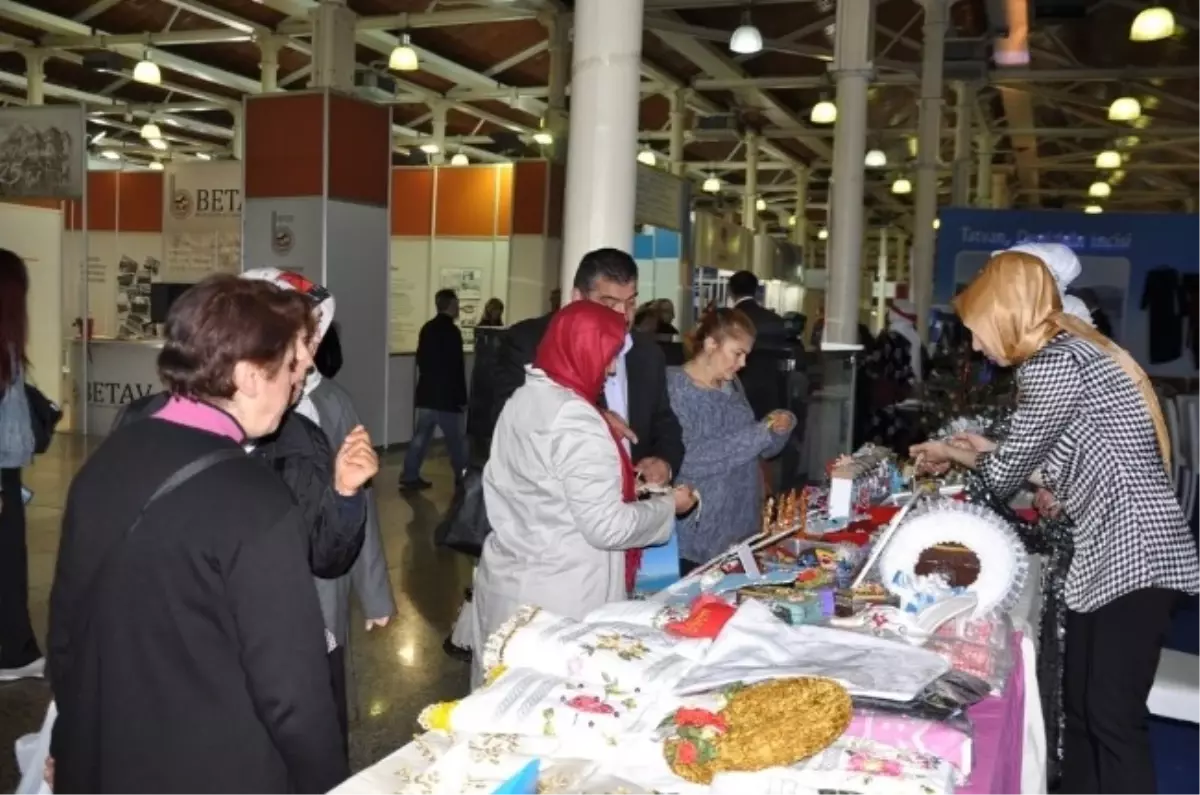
[439,266,484,332]
[242,198,324,280]
[0,105,86,199]
[162,160,243,282]
[389,239,429,353]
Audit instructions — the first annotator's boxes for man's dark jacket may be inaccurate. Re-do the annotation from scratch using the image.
[113,394,366,579]
[491,312,685,475]
[733,298,790,420]
[415,313,468,413]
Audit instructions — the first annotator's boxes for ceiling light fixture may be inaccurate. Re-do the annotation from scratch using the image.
[810,99,837,125]
[195,152,212,161]
[532,130,553,146]
[755,197,767,212]
[1107,96,1141,121]
[388,33,419,72]
[1088,181,1112,198]
[1095,150,1122,169]
[788,215,797,227]
[449,153,469,166]
[864,148,888,168]
[933,218,941,230]
[140,122,162,141]
[419,142,440,154]
[149,138,168,151]
[1130,6,1175,42]
[817,228,829,240]
[132,56,161,86]
[636,148,656,166]
[702,174,721,194]
[99,149,120,160]
[891,177,913,195]
[729,11,763,55]
[149,161,164,171]
[1083,204,1103,214]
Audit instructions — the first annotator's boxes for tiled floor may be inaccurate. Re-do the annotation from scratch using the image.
[0,435,472,790]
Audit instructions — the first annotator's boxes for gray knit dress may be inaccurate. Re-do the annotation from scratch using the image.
[667,367,791,563]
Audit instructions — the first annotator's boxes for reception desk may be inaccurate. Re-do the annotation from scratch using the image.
[71,339,164,435]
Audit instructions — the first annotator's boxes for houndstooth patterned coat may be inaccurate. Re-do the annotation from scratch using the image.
[975,334,1199,612]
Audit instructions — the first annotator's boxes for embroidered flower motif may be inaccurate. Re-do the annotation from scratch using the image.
[675,739,699,766]
[564,695,616,715]
[675,708,728,732]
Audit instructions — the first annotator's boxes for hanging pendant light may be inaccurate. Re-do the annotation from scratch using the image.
[637,148,657,166]
[449,153,469,166]
[702,174,721,193]
[149,138,168,151]
[133,55,161,86]
[1083,204,1103,214]
[864,148,888,168]
[755,197,767,212]
[1088,181,1112,198]
[1130,7,1175,42]
[419,142,440,155]
[532,130,553,146]
[140,122,162,141]
[810,99,837,125]
[788,215,797,227]
[388,33,419,72]
[817,228,829,240]
[891,176,913,195]
[149,161,164,171]
[99,149,121,160]
[1095,150,1122,169]
[1107,96,1141,121]
[729,11,763,55]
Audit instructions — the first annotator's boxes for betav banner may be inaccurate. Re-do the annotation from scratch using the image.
[162,160,243,282]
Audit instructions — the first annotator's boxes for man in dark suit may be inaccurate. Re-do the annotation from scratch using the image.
[727,270,788,420]
[401,289,469,490]
[492,248,684,484]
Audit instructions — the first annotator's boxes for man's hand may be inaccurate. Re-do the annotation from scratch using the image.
[601,409,638,445]
[334,425,379,496]
[636,457,672,486]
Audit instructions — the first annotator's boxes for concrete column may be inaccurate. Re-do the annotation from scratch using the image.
[544,12,570,161]
[790,166,809,261]
[23,50,45,105]
[669,88,688,176]
[559,0,643,293]
[259,35,280,92]
[951,82,973,206]
[309,0,357,91]
[975,132,994,207]
[894,231,909,293]
[430,102,448,165]
[824,0,875,346]
[911,0,948,342]
[992,173,1010,209]
[875,228,890,333]
[231,106,244,160]
[742,130,759,232]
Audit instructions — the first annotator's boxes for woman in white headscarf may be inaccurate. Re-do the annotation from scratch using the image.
[1004,242,1095,327]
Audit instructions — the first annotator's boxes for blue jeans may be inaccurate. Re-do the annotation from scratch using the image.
[402,408,468,482]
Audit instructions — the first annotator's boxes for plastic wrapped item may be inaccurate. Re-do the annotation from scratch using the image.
[927,612,1015,694]
[850,669,991,733]
[757,539,867,590]
[844,707,974,783]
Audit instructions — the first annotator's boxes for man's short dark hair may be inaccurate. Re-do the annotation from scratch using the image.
[435,289,457,312]
[728,270,759,299]
[158,275,314,400]
[572,248,639,294]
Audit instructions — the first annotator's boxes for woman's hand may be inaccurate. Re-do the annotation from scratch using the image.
[673,485,698,515]
[1034,487,1063,519]
[765,410,796,434]
[911,440,980,471]
[951,432,997,453]
[335,425,380,496]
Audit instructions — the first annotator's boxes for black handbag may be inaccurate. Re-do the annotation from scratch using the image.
[434,465,492,558]
[24,382,62,455]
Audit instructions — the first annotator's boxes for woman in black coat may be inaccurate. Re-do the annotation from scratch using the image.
[48,276,352,794]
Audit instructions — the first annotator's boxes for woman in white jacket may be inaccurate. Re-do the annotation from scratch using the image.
[472,301,696,684]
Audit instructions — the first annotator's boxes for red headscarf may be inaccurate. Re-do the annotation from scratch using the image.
[534,301,642,590]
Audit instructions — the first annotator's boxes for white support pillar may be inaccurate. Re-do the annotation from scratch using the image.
[309,0,357,91]
[895,231,909,295]
[911,0,948,342]
[791,166,809,257]
[669,88,688,176]
[951,82,973,206]
[742,130,759,232]
[992,173,1010,209]
[976,132,994,207]
[24,50,45,105]
[559,0,643,294]
[430,102,448,165]
[875,228,890,333]
[824,0,875,346]
[544,12,570,161]
[231,106,244,160]
[259,35,280,92]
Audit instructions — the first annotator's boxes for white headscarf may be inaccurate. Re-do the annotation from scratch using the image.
[995,242,1093,325]
[887,298,924,383]
[240,268,335,425]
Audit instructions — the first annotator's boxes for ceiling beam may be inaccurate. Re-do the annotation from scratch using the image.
[640,126,1200,140]
[692,65,1200,91]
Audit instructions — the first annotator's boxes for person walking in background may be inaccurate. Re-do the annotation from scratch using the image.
[402,289,469,490]
[725,270,787,420]
[479,298,505,328]
[0,249,42,682]
[655,299,679,335]
[668,309,794,573]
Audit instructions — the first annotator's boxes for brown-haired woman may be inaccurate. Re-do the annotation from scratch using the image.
[0,249,41,681]
[48,275,348,793]
[911,251,1199,795]
[667,309,795,572]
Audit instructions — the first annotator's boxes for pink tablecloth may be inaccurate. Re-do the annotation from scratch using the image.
[958,632,1026,794]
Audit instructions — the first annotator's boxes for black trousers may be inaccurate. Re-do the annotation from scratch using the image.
[1062,587,1176,794]
[0,467,40,668]
[328,646,349,761]
[680,559,702,577]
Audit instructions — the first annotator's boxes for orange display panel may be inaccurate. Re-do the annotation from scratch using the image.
[495,164,513,237]
[244,92,325,199]
[116,171,164,232]
[434,166,501,237]
[327,93,390,207]
[391,168,434,236]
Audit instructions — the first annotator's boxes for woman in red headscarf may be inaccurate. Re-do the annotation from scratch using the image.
[470,301,697,685]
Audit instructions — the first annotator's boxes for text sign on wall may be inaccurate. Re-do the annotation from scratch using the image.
[635,164,687,232]
[162,160,244,282]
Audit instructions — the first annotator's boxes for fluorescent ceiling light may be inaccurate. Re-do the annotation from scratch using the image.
[1095,150,1122,169]
[702,175,720,194]
[195,152,212,161]
[419,142,440,154]
[449,153,469,166]
[1088,181,1112,198]
[99,149,120,160]
[933,218,941,230]
[891,177,912,195]
[1130,7,1175,41]
[1107,96,1141,121]
[810,100,837,124]
[864,149,888,168]
[532,131,553,146]
[149,161,164,171]
[755,198,767,212]
[149,138,168,151]
[817,228,829,240]
[133,58,161,86]
[788,215,796,227]
[729,13,763,55]
[1083,204,1103,214]
[637,149,656,166]
[140,122,162,141]
[388,34,419,72]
